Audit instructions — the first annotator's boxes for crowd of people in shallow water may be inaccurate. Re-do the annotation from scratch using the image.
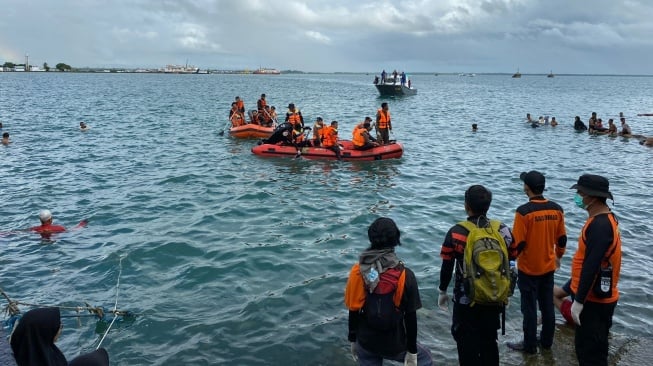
[523,112,653,146]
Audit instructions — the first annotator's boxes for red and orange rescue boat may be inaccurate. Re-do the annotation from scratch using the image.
[251,140,403,161]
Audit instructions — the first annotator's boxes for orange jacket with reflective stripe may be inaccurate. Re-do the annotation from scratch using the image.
[344,263,406,310]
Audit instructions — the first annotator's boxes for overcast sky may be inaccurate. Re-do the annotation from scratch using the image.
[2,0,652,74]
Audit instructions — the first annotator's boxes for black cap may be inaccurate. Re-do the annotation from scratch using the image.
[288,103,295,109]
[520,171,545,191]
[368,217,401,248]
[570,174,613,200]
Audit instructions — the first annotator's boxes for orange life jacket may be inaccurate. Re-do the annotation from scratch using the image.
[287,109,302,126]
[377,109,390,129]
[322,126,338,147]
[570,213,621,303]
[352,126,367,147]
[257,98,267,111]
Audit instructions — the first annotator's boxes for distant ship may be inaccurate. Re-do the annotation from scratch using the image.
[547,70,555,78]
[161,64,201,74]
[512,68,522,78]
[253,68,281,75]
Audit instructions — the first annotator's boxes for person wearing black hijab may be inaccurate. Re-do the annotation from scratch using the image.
[10,307,110,366]
[10,307,67,366]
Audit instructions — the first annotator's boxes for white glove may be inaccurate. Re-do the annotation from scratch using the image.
[350,342,358,362]
[438,290,450,312]
[404,352,417,366]
[571,300,584,326]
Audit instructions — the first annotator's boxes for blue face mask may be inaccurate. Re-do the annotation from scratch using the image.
[574,193,587,209]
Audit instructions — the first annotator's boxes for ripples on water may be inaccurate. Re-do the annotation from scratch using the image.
[1,73,652,365]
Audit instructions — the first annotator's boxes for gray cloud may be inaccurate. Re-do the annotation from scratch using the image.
[1,0,651,74]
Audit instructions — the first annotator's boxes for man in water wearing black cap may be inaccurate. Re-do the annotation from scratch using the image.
[507,171,567,354]
[568,174,621,366]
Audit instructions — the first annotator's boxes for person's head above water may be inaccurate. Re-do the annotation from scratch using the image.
[39,209,53,224]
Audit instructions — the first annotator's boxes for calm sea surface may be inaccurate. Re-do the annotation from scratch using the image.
[1,72,652,365]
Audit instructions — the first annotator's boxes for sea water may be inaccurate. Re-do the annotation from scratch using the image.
[1,72,652,365]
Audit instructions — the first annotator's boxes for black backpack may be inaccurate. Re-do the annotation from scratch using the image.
[361,266,404,330]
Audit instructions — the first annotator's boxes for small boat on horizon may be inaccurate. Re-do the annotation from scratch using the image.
[547,70,555,78]
[512,68,522,78]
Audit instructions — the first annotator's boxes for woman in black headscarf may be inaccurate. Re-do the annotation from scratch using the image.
[10,307,110,366]
[10,307,67,366]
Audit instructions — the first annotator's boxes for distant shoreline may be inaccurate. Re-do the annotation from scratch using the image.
[2,69,652,77]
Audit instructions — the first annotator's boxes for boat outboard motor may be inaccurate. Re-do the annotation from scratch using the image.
[262,122,294,144]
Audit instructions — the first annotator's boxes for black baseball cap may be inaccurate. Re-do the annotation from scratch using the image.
[520,171,545,191]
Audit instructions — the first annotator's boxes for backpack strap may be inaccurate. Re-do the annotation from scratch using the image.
[392,268,406,307]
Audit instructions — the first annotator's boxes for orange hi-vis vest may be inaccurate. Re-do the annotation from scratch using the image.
[352,126,367,147]
[570,213,621,303]
[344,263,406,311]
[257,98,267,111]
[288,109,301,126]
[322,126,338,147]
[377,109,390,129]
[236,100,245,112]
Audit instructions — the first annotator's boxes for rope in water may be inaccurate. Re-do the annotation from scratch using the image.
[96,254,125,350]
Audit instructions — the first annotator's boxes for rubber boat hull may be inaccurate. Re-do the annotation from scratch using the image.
[252,140,404,161]
[375,84,417,96]
[229,123,275,139]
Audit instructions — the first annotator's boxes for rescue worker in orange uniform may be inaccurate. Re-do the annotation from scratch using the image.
[285,103,304,129]
[321,120,341,160]
[229,102,244,127]
[234,96,245,115]
[376,102,392,145]
[568,174,621,366]
[352,117,379,150]
[312,117,325,147]
[507,171,567,354]
[257,94,273,126]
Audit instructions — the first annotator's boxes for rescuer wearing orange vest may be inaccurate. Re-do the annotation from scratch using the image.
[322,120,341,160]
[376,102,392,145]
[285,103,304,129]
[352,117,379,150]
[568,174,621,366]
